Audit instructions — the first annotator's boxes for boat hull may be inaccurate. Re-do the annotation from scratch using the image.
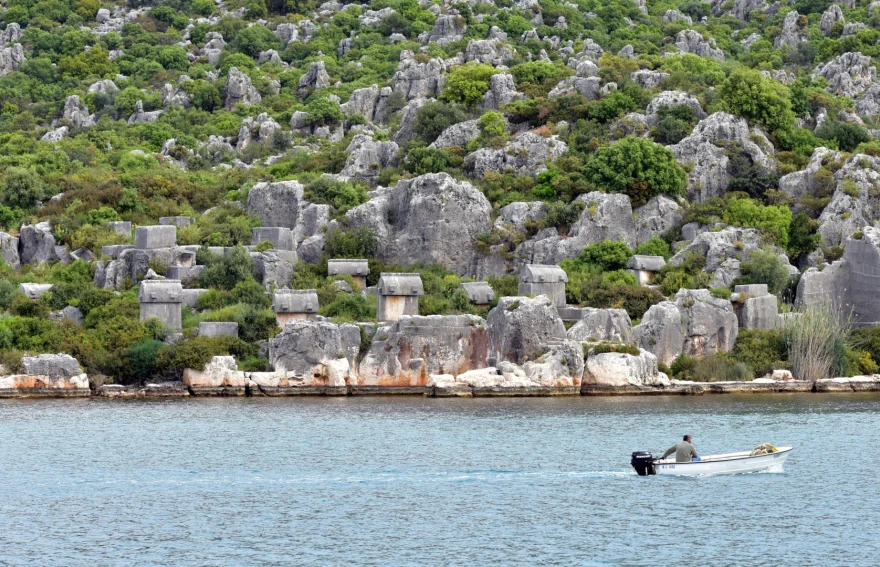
[654,447,792,476]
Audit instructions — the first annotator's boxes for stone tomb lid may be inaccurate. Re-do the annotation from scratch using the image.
[520,264,568,283]
[377,273,424,296]
[138,279,183,303]
[459,281,495,303]
[627,255,666,271]
[328,259,370,276]
[273,288,319,313]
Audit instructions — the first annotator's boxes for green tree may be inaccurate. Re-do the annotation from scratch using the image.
[304,96,343,126]
[413,101,468,144]
[815,120,870,152]
[724,197,792,248]
[583,137,687,206]
[198,246,257,290]
[232,25,282,59]
[738,248,792,297]
[717,69,796,136]
[439,63,498,106]
[0,167,49,209]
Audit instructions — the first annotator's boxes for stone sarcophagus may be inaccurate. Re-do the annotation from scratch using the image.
[377,273,424,322]
[139,279,183,331]
[273,288,319,326]
[328,259,370,289]
[518,264,567,307]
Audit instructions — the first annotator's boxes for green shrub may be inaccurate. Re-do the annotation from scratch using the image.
[154,335,257,378]
[673,353,753,382]
[303,177,368,213]
[572,240,633,272]
[717,69,795,137]
[815,120,871,152]
[232,25,281,58]
[198,246,257,290]
[321,293,376,321]
[510,61,573,96]
[0,167,49,209]
[634,236,671,259]
[127,340,168,384]
[439,63,498,106]
[723,197,792,248]
[588,342,641,356]
[738,248,792,297]
[583,137,687,206]
[732,328,788,377]
[304,96,344,126]
[404,147,460,175]
[323,226,377,260]
[413,101,468,145]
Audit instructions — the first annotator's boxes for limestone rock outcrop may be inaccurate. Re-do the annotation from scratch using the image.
[775,11,807,48]
[392,52,447,100]
[62,95,95,129]
[820,5,844,35]
[423,15,466,45]
[430,119,480,148]
[670,226,795,288]
[465,132,567,178]
[358,315,488,389]
[345,173,492,275]
[634,290,738,364]
[516,191,636,264]
[646,91,706,127]
[0,43,25,76]
[796,226,880,326]
[339,134,400,184]
[225,67,261,110]
[246,180,305,230]
[674,30,724,60]
[480,73,525,110]
[814,52,876,98]
[567,308,633,343]
[671,112,775,202]
[464,39,515,66]
[19,222,63,265]
[127,100,163,124]
[0,232,20,269]
[582,348,669,388]
[298,61,331,91]
[487,295,567,365]
[815,153,880,246]
[268,321,361,387]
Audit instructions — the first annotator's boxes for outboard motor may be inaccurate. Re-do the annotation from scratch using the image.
[631,451,656,476]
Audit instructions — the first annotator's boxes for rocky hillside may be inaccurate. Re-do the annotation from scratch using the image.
[3,0,880,386]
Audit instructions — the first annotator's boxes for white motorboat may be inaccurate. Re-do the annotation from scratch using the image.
[631,446,793,477]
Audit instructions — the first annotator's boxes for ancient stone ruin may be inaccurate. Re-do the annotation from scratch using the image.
[518,264,567,307]
[327,259,370,289]
[139,279,183,331]
[377,273,424,322]
[272,288,319,325]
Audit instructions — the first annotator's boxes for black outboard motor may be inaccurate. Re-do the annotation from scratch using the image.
[631,451,657,476]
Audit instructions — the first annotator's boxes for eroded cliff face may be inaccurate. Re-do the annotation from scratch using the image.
[357,315,490,390]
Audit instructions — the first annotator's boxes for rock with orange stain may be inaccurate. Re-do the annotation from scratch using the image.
[0,373,89,397]
[183,356,248,395]
[358,314,489,390]
[268,320,361,390]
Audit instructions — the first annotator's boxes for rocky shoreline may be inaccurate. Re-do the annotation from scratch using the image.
[3,376,879,399]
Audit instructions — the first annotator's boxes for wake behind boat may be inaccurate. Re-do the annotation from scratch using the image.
[631,446,793,477]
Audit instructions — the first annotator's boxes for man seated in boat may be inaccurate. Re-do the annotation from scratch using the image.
[661,435,699,462]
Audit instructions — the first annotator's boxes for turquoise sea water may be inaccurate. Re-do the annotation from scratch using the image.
[1,394,878,566]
